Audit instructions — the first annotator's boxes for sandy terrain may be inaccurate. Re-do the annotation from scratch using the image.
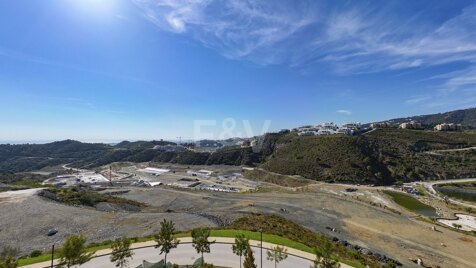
[1,182,476,268]
[438,214,476,232]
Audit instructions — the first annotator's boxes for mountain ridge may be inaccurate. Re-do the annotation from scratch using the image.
[371,107,476,127]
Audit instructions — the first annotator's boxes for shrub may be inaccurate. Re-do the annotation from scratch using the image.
[29,250,42,258]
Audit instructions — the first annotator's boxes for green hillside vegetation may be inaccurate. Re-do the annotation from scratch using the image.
[382,107,476,128]
[243,168,312,187]
[261,134,386,184]
[0,140,262,173]
[260,129,476,184]
[0,173,47,185]
[39,187,146,209]
[229,214,381,267]
[114,140,175,150]
[1,118,476,186]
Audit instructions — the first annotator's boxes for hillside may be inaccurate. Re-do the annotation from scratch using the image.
[0,140,262,173]
[0,140,112,173]
[114,140,175,150]
[260,129,476,184]
[1,128,476,185]
[379,107,476,128]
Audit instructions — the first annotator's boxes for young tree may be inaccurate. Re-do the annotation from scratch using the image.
[191,228,215,265]
[57,234,94,268]
[110,237,134,268]
[155,219,179,265]
[310,236,340,268]
[232,233,249,268]
[266,246,288,268]
[243,244,257,268]
[0,246,19,268]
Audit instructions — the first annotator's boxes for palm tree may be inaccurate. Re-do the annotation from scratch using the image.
[232,233,249,268]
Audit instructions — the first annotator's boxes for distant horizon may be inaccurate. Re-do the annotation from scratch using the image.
[1,106,474,145]
[1,0,476,141]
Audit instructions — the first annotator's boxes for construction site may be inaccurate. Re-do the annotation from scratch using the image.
[1,162,476,267]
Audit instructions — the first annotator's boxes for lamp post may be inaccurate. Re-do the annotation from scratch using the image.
[260,229,263,268]
[49,230,58,268]
[50,244,55,268]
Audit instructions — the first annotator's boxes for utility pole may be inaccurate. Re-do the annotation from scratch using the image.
[176,136,182,144]
[109,166,113,186]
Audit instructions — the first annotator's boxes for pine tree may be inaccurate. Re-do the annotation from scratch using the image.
[310,236,340,268]
[110,237,134,268]
[57,234,94,268]
[243,244,257,268]
[232,233,249,268]
[191,228,214,265]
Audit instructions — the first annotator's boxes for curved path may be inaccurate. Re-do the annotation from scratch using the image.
[416,178,476,209]
[22,237,352,268]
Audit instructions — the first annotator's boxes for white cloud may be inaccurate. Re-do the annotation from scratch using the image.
[133,0,318,62]
[336,109,352,115]
[133,1,476,75]
[440,66,476,93]
[406,66,476,107]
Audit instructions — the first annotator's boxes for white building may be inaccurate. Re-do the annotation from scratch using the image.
[187,170,213,177]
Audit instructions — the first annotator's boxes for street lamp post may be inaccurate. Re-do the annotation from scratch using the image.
[50,244,55,268]
[260,229,263,268]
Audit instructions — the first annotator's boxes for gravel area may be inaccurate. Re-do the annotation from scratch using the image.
[0,190,216,255]
[1,185,476,268]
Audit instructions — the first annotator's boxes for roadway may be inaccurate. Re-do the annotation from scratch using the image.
[23,237,353,268]
[80,243,312,268]
[414,178,476,209]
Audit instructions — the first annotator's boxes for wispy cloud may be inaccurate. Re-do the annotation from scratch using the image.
[336,109,352,115]
[133,1,476,73]
[406,66,476,107]
[133,1,476,111]
[133,0,318,64]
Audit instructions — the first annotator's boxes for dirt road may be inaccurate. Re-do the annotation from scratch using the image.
[1,185,476,268]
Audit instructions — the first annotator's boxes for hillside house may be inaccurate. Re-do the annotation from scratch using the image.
[434,123,462,131]
[399,121,422,129]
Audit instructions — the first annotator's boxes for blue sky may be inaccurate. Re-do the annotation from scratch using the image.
[1,0,475,142]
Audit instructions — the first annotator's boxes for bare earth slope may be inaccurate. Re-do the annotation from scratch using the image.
[1,185,476,268]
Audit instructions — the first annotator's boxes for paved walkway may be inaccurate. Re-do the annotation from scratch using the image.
[417,178,476,209]
[22,237,352,268]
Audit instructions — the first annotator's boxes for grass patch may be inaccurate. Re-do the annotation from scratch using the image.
[39,187,146,208]
[227,214,380,267]
[18,252,60,266]
[385,191,437,217]
[243,168,312,187]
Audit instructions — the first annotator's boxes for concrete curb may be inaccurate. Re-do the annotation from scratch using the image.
[21,237,352,268]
